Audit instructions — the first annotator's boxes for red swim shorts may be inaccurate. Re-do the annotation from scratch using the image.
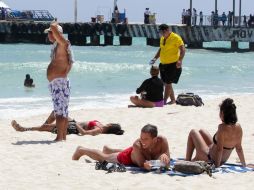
[117,147,133,165]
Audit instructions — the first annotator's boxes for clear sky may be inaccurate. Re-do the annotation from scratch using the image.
[3,0,254,24]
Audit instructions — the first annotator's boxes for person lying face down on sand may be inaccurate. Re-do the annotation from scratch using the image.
[72,124,170,170]
[11,111,124,136]
[185,98,246,168]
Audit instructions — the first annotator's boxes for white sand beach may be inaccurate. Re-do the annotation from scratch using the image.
[1,95,254,190]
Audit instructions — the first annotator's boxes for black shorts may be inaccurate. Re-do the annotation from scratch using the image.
[51,120,79,135]
[159,62,182,84]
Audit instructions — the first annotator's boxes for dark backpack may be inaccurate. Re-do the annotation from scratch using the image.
[176,93,204,107]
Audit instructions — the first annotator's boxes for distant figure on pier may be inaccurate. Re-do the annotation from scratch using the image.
[243,15,247,27]
[44,21,74,141]
[129,66,164,108]
[150,24,185,105]
[214,10,219,26]
[221,12,227,26]
[211,11,214,26]
[0,7,6,20]
[113,5,120,23]
[192,8,197,26]
[24,74,35,88]
[199,11,203,26]
[247,14,254,27]
[144,8,151,24]
[228,11,233,26]
[186,9,191,26]
[0,7,2,20]
[182,9,186,24]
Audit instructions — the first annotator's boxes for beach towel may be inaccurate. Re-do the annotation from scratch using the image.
[125,159,254,177]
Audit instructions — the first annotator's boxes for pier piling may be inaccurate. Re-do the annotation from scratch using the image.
[119,36,132,45]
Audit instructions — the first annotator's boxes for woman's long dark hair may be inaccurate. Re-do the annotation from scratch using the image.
[220,98,238,125]
[105,123,124,135]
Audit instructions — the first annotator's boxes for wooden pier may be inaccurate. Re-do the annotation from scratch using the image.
[0,21,254,51]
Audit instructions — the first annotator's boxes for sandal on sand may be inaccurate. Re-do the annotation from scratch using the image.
[11,120,25,132]
[95,161,126,173]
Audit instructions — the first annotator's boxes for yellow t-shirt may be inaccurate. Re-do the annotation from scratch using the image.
[160,32,184,64]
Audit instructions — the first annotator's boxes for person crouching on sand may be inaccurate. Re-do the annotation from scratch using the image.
[11,111,124,136]
[72,124,170,170]
[185,98,246,168]
[129,66,164,108]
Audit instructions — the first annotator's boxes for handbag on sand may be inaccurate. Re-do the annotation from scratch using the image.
[173,161,213,176]
[176,93,204,107]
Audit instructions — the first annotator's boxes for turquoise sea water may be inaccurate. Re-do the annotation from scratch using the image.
[0,38,254,119]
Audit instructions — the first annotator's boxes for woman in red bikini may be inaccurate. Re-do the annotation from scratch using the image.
[185,98,246,168]
[11,111,124,136]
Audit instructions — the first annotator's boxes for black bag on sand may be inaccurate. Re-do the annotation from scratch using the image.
[173,161,213,176]
[176,93,204,107]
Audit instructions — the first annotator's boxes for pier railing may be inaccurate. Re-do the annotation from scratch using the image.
[1,21,254,50]
[5,10,54,21]
[184,15,254,27]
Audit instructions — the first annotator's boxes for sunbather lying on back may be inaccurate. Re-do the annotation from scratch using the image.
[11,111,124,136]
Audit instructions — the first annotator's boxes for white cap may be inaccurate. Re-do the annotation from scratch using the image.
[44,24,63,34]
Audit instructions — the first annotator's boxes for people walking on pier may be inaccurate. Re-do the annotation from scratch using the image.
[150,24,185,105]
[44,21,74,141]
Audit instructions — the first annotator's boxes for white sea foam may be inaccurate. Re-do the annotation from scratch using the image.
[1,43,254,120]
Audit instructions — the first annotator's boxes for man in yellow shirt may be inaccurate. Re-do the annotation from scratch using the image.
[150,24,185,105]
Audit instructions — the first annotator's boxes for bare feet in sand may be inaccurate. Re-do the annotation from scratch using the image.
[166,101,176,105]
[11,120,26,132]
[247,164,254,168]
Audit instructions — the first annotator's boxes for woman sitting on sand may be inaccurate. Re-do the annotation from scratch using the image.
[11,111,124,136]
[129,66,164,108]
[185,98,246,168]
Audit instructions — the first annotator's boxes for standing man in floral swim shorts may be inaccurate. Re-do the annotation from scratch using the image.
[44,21,74,141]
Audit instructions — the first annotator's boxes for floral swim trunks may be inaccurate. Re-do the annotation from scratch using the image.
[48,78,70,118]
